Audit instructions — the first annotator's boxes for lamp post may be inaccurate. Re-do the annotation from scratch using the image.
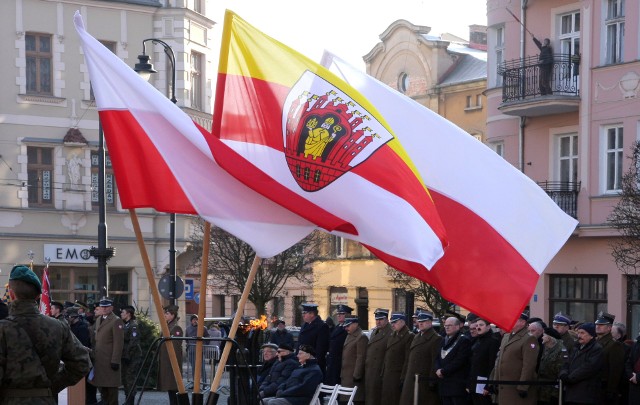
[135,39,177,305]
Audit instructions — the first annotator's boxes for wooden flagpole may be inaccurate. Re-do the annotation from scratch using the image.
[192,222,211,404]
[208,255,262,402]
[129,210,187,395]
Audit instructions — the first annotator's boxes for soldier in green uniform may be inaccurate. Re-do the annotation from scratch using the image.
[120,305,142,405]
[0,265,91,404]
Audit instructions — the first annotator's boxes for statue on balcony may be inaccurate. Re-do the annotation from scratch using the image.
[533,37,553,95]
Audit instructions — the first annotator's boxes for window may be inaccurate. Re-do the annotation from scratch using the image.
[628,276,640,340]
[549,275,607,323]
[211,294,226,316]
[190,52,203,110]
[292,295,305,327]
[559,11,580,77]
[466,95,472,108]
[27,146,54,206]
[392,288,408,314]
[192,0,204,13]
[38,266,131,308]
[495,26,505,86]
[605,0,625,64]
[603,126,623,192]
[334,235,345,258]
[91,151,117,209]
[271,297,284,319]
[490,141,504,157]
[90,41,116,100]
[25,33,52,94]
[557,134,578,183]
[398,72,410,93]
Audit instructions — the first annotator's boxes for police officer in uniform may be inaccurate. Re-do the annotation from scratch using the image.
[380,312,414,404]
[120,305,142,405]
[365,309,393,405]
[90,298,125,405]
[157,304,184,405]
[595,312,625,404]
[0,265,91,403]
[325,304,352,385]
[552,312,575,353]
[296,303,330,376]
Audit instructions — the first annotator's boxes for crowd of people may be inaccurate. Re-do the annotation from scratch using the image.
[256,303,640,405]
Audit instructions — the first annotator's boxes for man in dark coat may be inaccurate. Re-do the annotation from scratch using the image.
[259,343,299,399]
[295,303,330,375]
[435,316,471,405]
[262,344,323,405]
[269,320,294,349]
[625,330,640,405]
[559,323,604,405]
[325,304,352,385]
[594,312,625,404]
[380,312,413,404]
[340,317,368,404]
[258,343,279,386]
[67,307,91,348]
[0,265,91,404]
[90,297,124,405]
[365,308,392,405]
[399,311,441,405]
[468,317,499,405]
[533,36,553,95]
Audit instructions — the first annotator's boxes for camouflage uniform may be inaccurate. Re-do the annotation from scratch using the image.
[0,299,91,404]
[122,318,142,405]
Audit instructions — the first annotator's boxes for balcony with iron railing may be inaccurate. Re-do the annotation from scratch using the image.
[498,54,580,117]
[537,181,580,219]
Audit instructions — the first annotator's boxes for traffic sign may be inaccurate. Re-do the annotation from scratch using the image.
[158,275,184,300]
[185,278,194,300]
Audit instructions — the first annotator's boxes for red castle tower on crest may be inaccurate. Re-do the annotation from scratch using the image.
[284,90,381,191]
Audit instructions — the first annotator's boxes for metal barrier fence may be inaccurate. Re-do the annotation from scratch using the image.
[413,374,564,405]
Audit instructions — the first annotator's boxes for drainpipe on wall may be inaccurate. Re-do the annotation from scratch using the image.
[519,0,529,173]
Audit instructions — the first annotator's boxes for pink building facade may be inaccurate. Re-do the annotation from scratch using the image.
[486,0,640,336]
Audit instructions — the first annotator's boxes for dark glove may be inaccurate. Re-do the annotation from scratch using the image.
[485,384,497,395]
[110,363,119,371]
[517,389,527,399]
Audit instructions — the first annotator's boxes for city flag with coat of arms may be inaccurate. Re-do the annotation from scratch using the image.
[212,10,449,272]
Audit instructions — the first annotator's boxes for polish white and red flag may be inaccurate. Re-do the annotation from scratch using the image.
[39,263,51,316]
[322,53,578,329]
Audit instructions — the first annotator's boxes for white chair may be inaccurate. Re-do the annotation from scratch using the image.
[309,383,338,405]
[330,385,358,405]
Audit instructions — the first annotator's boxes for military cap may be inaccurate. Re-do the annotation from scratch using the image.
[543,327,561,340]
[74,300,89,311]
[416,312,434,322]
[552,312,572,325]
[278,343,294,352]
[298,344,316,356]
[374,308,389,319]
[276,319,286,325]
[527,317,548,328]
[595,311,615,325]
[63,300,75,309]
[300,303,319,313]
[343,317,359,327]
[66,307,80,318]
[520,309,530,321]
[412,307,426,318]
[9,265,41,293]
[466,312,479,323]
[163,304,179,315]
[335,304,353,314]
[99,298,113,307]
[390,312,406,323]
[261,343,278,351]
[578,322,596,337]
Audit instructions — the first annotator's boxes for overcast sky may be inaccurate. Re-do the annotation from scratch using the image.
[208,0,488,71]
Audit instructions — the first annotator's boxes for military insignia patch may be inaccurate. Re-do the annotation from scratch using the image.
[282,70,393,192]
[530,343,536,349]
[118,324,123,329]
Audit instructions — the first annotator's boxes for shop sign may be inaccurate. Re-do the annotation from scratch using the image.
[330,292,348,305]
[44,244,98,264]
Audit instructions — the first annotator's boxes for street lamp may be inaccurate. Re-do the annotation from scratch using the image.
[135,38,177,305]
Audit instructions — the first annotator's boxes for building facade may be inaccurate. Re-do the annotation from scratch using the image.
[0,0,216,321]
[486,0,640,336]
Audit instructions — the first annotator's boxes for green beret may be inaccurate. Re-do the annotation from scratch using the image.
[10,265,42,293]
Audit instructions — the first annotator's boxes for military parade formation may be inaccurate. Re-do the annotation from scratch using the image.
[1,265,640,405]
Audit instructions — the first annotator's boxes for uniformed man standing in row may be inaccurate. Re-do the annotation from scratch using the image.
[121,305,142,405]
[399,311,441,405]
[326,304,352,386]
[365,308,392,405]
[296,303,330,376]
[552,312,575,353]
[0,265,91,403]
[90,298,125,405]
[157,304,184,405]
[341,317,367,404]
[595,312,625,405]
[380,312,413,404]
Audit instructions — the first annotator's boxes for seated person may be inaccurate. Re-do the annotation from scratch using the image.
[259,343,299,398]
